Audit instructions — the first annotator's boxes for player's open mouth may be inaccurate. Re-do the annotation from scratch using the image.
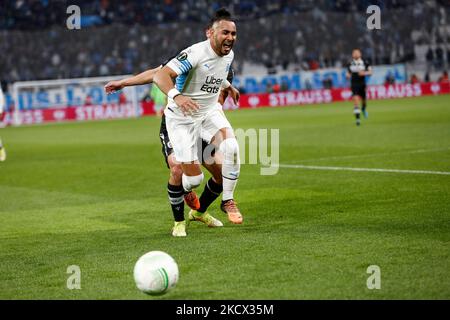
[223,43,233,50]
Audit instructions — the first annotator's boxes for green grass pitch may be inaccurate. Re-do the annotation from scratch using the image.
[0,95,449,299]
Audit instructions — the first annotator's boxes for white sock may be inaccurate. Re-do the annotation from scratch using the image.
[182,173,204,193]
[219,138,240,201]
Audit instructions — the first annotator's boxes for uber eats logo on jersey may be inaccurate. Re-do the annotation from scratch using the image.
[201,75,223,94]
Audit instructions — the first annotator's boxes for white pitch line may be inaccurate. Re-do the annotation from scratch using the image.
[297,147,450,163]
[279,164,450,176]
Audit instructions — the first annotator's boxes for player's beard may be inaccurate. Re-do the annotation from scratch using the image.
[214,36,233,56]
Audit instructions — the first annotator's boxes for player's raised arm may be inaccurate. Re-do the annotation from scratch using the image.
[154,65,199,116]
[104,66,162,94]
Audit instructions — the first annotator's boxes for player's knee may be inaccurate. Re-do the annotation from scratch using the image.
[219,138,239,157]
[170,165,183,184]
[182,173,204,190]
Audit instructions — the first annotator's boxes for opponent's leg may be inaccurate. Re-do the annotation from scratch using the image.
[166,155,187,237]
[163,114,201,235]
[361,89,368,119]
[353,95,361,126]
[188,158,224,227]
[198,162,222,214]
[182,162,223,227]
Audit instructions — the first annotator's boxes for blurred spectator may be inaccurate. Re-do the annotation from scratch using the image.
[410,74,420,84]
[84,95,93,106]
[305,79,313,90]
[438,71,449,84]
[238,86,246,95]
[384,73,395,85]
[280,80,289,92]
[322,77,333,89]
[308,60,320,71]
[150,84,166,117]
[119,92,127,104]
[273,82,280,93]
[0,0,448,83]
[426,47,434,69]
[435,47,444,70]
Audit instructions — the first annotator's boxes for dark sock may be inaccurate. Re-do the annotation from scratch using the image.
[354,106,360,119]
[167,183,185,222]
[197,178,223,213]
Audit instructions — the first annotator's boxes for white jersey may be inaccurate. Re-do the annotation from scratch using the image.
[165,39,234,118]
[0,87,5,114]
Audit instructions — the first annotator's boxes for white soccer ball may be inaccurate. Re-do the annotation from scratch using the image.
[133,251,179,295]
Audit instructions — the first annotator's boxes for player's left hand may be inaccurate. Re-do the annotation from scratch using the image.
[358,71,366,76]
[226,85,240,105]
[104,80,124,94]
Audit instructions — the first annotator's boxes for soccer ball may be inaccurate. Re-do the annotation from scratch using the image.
[133,251,179,295]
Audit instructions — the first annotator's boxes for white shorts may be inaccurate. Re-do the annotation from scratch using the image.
[165,106,232,163]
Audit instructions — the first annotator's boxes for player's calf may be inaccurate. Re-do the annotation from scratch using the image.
[353,106,361,126]
[218,138,243,224]
[219,138,240,200]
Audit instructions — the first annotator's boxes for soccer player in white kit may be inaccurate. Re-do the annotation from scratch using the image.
[0,86,6,161]
[154,8,243,235]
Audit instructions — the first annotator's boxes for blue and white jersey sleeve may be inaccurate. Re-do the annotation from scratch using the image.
[166,47,199,77]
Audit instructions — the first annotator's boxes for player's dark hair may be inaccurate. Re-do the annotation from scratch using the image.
[208,8,233,28]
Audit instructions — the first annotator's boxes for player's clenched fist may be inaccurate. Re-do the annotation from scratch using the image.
[104,80,124,94]
[174,95,200,116]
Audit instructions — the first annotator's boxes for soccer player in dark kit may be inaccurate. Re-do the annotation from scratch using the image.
[346,49,373,126]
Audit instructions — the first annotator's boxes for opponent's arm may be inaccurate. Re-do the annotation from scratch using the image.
[154,66,199,116]
[219,85,239,105]
[346,71,352,79]
[359,67,373,77]
[359,63,373,77]
[218,89,228,105]
[104,66,162,94]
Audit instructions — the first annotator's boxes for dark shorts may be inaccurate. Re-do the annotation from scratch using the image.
[159,114,215,168]
[351,85,366,99]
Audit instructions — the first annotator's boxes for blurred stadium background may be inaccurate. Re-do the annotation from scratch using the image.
[0,1,449,300]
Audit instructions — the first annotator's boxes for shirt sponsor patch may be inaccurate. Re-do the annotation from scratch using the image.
[177,52,188,61]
